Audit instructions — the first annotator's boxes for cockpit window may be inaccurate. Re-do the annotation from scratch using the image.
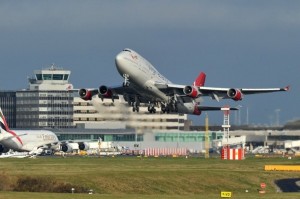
[123,49,131,52]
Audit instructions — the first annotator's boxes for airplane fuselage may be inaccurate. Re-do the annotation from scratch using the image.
[115,49,172,102]
[0,130,58,152]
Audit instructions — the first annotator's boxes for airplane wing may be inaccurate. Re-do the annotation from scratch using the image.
[198,86,290,101]
[79,85,152,103]
[198,106,238,111]
[156,82,289,101]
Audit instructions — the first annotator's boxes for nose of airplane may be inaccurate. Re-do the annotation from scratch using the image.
[115,53,123,67]
[115,52,127,73]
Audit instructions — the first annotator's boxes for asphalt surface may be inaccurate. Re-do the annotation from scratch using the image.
[275,178,300,192]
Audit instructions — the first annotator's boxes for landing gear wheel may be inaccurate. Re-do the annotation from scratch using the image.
[161,106,166,113]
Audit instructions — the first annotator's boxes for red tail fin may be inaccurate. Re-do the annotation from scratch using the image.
[0,108,10,131]
[193,72,206,87]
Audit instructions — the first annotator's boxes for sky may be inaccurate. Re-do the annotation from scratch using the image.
[0,1,299,126]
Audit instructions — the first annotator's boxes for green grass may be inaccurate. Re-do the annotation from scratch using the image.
[0,156,299,198]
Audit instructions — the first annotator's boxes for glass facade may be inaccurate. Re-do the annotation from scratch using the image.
[57,133,143,142]
[154,131,223,142]
[35,73,69,81]
[16,90,74,128]
[0,91,17,128]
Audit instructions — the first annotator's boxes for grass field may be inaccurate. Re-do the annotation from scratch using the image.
[0,155,299,199]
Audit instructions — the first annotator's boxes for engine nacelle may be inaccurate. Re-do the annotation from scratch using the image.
[78,142,90,151]
[60,144,73,153]
[98,85,112,98]
[183,86,200,98]
[227,88,243,101]
[0,144,9,153]
[78,89,92,101]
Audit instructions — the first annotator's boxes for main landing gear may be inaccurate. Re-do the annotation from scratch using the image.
[132,102,140,112]
[161,104,170,114]
[131,96,140,112]
[148,103,156,113]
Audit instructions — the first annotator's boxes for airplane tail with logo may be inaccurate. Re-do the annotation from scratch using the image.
[193,72,206,87]
[0,108,10,132]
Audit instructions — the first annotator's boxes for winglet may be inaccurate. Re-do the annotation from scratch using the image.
[283,85,290,91]
[193,72,206,87]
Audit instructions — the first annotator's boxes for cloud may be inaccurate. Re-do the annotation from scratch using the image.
[1,1,300,33]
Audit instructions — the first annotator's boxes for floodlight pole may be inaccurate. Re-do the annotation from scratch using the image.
[205,113,209,158]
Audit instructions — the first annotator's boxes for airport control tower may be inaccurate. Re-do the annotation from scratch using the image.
[16,64,74,128]
[28,64,73,91]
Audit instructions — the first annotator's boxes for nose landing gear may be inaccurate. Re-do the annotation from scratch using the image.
[122,74,130,87]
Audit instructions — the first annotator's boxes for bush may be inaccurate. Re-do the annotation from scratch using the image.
[13,176,88,193]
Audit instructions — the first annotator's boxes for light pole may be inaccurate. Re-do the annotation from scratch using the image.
[235,105,242,126]
[246,107,249,126]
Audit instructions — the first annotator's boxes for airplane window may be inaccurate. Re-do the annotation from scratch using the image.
[123,49,131,52]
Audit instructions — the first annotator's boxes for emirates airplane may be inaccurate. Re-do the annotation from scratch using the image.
[0,108,59,155]
[78,48,289,115]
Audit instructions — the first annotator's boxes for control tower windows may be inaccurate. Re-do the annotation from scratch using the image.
[36,74,42,80]
[64,74,69,80]
[36,74,68,81]
[53,74,63,80]
[43,74,52,80]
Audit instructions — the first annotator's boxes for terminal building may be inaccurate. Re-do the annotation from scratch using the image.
[0,91,16,128]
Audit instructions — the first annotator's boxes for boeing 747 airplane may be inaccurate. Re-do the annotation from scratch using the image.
[78,48,289,115]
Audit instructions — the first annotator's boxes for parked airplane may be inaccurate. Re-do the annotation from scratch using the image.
[0,108,97,154]
[0,108,60,155]
[78,48,289,115]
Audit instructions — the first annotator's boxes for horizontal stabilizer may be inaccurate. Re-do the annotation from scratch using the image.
[198,106,238,111]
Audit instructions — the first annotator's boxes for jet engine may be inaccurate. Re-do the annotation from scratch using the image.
[0,144,9,153]
[60,144,74,153]
[98,85,112,98]
[79,89,92,100]
[227,88,243,101]
[183,86,200,98]
[78,142,90,151]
